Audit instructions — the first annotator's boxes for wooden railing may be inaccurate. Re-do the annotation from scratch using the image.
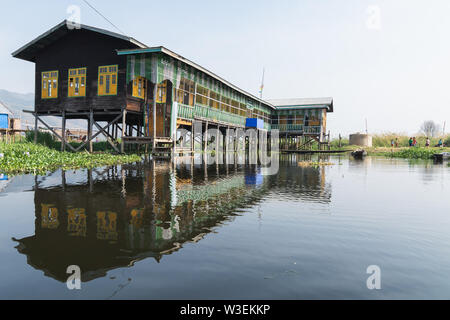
[271,124,322,135]
[178,104,277,129]
[178,104,248,127]
[304,126,322,135]
[178,104,194,120]
[271,124,303,132]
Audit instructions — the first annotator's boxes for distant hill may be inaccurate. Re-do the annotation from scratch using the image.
[0,89,86,129]
[0,89,34,111]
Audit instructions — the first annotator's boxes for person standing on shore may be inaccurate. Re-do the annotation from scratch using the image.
[426,137,430,147]
[409,137,413,147]
[438,139,443,148]
[413,137,418,147]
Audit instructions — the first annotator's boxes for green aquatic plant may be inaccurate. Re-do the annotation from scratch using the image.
[386,148,437,160]
[25,131,58,148]
[329,138,350,149]
[0,142,142,175]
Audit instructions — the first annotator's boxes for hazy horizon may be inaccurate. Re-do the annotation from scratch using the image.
[1,0,449,136]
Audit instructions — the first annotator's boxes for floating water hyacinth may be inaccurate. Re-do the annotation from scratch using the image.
[387,148,437,160]
[0,142,141,175]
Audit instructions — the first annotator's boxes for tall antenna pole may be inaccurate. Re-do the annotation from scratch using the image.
[365,118,368,134]
[257,68,265,121]
[443,121,446,136]
[259,68,265,100]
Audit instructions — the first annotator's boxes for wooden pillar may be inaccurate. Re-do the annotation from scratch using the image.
[257,129,260,153]
[191,125,195,153]
[88,168,93,193]
[225,127,229,153]
[216,126,220,152]
[34,113,38,144]
[88,109,94,153]
[246,132,249,154]
[223,127,227,164]
[137,124,141,153]
[204,121,208,153]
[128,124,133,152]
[61,170,66,192]
[121,109,127,154]
[234,128,238,153]
[153,84,157,150]
[128,124,133,137]
[61,110,66,152]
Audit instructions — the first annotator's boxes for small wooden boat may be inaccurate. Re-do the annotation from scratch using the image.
[351,149,368,159]
[433,152,450,161]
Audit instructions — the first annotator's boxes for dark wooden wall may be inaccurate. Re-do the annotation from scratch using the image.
[34,29,142,116]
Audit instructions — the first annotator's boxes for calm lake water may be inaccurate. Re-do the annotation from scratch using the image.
[0,154,450,300]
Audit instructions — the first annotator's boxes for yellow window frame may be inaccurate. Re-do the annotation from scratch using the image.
[68,67,87,98]
[98,65,118,96]
[156,82,167,103]
[132,76,145,99]
[176,78,195,106]
[41,71,59,99]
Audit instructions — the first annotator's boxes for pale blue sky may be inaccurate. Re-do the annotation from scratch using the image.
[1,0,449,136]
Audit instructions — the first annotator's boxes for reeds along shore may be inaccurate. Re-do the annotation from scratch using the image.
[331,134,450,149]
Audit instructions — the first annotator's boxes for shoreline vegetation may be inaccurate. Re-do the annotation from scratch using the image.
[330,134,450,160]
[1,133,450,176]
[345,146,449,160]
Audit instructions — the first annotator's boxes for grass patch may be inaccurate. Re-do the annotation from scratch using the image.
[0,142,141,175]
[331,133,449,149]
[371,134,449,148]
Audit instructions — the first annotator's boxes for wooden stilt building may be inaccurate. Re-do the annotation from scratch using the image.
[12,20,334,154]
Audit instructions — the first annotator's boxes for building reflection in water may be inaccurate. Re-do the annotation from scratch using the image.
[13,154,332,283]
